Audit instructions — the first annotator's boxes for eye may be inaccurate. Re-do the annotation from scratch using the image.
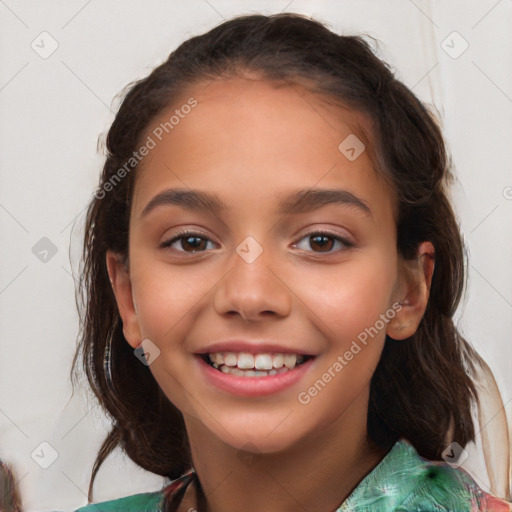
[160,229,354,255]
[292,230,354,254]
[160,230,217,253]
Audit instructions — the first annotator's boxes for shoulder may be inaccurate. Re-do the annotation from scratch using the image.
[73,471,195,512]
[338,438,512,511]
[74,488,164,512]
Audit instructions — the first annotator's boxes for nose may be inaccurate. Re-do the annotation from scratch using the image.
[213,241,292,322]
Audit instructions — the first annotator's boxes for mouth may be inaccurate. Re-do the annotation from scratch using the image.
[199,352,314,377]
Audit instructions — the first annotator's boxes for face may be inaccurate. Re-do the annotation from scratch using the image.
[107,75,420,455]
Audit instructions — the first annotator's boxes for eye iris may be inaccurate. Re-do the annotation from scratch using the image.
[182,236,206,252]
[310,234,334,252]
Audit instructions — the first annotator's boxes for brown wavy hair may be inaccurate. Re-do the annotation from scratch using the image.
[0,461,23,512]
[71,12,494,505]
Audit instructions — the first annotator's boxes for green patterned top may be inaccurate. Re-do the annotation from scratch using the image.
[74,438,512,511]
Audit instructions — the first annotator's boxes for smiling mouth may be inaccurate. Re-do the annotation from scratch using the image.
[200,352,313,377]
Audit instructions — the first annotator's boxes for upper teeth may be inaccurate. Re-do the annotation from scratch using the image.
[208,352,304,370]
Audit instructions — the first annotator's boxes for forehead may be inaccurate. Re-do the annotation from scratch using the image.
[132,75,393,220]
[146,75,376,156]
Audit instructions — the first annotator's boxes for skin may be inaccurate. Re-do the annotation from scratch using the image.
[106,75,435,512]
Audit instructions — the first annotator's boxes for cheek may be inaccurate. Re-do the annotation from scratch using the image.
[130,255,206,340]
[291,255,396,424]
[129,258,204,415]
[130,241,397,347]
[299,251,397,346]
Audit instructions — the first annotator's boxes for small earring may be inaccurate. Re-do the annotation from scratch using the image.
[103,337,115,391]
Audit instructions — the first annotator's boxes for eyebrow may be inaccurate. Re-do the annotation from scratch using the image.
[140,187,372,218]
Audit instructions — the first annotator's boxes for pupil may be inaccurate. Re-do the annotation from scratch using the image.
[311,235,333,252]
[184,236,205,252]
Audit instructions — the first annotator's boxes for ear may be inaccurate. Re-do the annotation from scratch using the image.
[106,250,142,349]
[386,241,435,341]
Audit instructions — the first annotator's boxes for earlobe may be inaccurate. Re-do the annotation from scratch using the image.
[105,250,142,348]
[386,242,435,341]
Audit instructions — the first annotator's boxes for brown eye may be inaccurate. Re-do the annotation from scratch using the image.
[293,231,354,254]
[309,234,335,253]
[160,231,216,253]
[178,235,208,252]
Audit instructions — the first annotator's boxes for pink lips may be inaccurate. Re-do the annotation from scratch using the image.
[194,339,315,356]
[196,353,315,397]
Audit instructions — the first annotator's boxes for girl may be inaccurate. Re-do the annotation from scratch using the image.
[71,13,512,512]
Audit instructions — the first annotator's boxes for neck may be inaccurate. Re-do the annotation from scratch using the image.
[180,392,389,512]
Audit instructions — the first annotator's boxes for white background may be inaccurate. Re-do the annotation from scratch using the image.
[0,1,511,510]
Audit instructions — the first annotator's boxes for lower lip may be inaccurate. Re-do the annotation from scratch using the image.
[196,356,315,397]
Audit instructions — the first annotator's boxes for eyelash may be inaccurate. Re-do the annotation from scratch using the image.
[159,229,355,255]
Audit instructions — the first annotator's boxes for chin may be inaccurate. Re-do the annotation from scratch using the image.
[211,420,306,455]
